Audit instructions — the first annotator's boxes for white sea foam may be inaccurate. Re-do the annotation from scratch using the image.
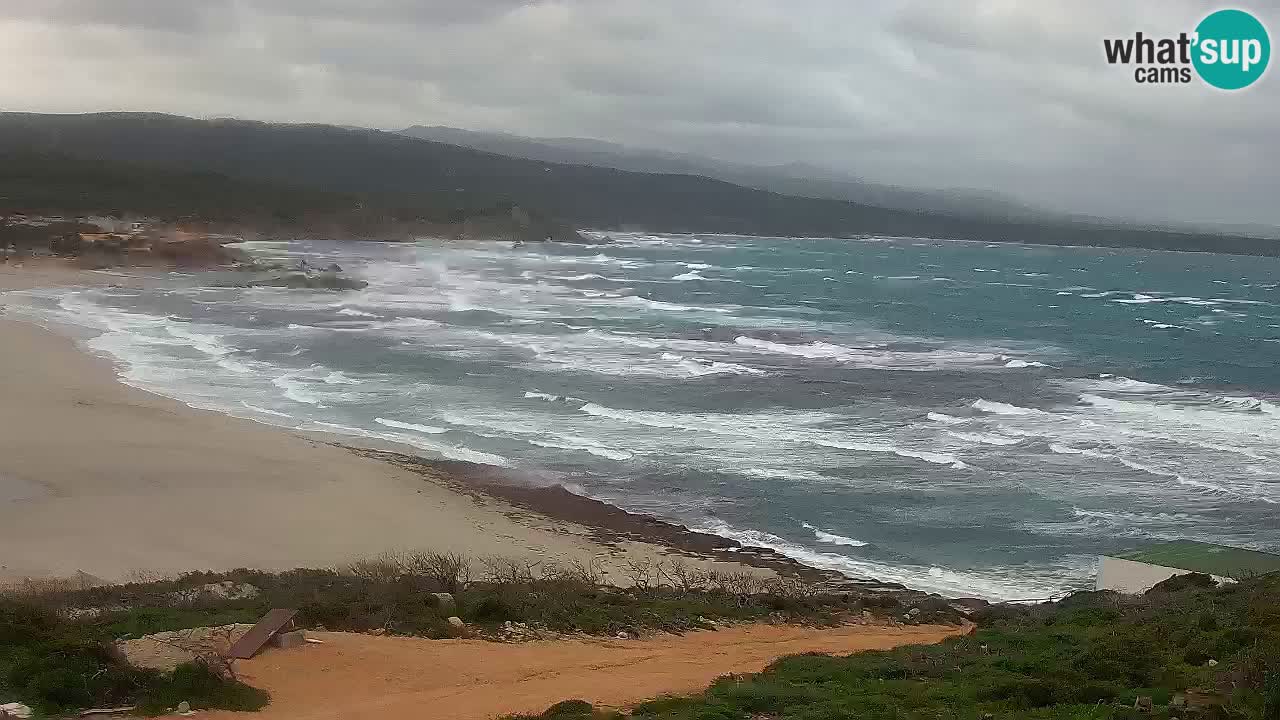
[240,402,293,418]
[335,307,377,317]
[1112,293,1168,305]
[272,372,324,406]
[524,438,633,461]
[698,519,1085,600]
[579,403,966,469]
[550,273,609,281]
[946,430,1021,446]
[801,522,868,547]
[1000,356,1050,368]
[671,271,705,281]
[374,417,449,434]
[440,411,632,460]
[972,399,1041,415]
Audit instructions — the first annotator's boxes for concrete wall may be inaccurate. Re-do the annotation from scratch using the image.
[1096,556,1230,594]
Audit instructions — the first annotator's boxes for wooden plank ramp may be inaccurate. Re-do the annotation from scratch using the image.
[228,608,298,660]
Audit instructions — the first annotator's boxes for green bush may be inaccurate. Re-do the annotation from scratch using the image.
[0,599,266,716]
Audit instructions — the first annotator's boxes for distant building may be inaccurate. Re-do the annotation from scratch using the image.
[1097,540,1280,594]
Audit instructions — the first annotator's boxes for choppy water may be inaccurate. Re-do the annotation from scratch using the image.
[9,232,1279,599]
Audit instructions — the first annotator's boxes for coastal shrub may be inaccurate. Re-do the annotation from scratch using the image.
[15,558,906,647]
[514,572,1280,719]
[0,598,267,716]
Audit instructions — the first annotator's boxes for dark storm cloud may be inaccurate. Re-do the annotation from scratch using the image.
[1,0,1277,226]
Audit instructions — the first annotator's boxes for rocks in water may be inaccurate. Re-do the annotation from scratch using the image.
[176,701,191,714]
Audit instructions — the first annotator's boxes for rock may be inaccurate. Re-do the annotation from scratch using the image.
[430,592,456,615]
[116,624,256,672]
[446,616,468,637]
[908,607,922,617]
[1207,658,1219,667]
[369,628,387,636]
[171,581,261,604]
[1171,694,1187,708]
[176,700,191,714]
[0,703,33,719]
[1135,695,1154,712]
[615,631,629,640]
[271,630,306,649]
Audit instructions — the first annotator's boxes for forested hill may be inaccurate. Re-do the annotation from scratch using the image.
[1,112,1274,256]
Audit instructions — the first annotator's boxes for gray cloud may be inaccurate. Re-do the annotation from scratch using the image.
[1,0,1277,227]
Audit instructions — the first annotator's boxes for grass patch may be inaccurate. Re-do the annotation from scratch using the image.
[512,572,1280,719]
[0,600,268,717]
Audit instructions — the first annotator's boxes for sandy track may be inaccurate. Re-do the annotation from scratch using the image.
[200,623,966,720]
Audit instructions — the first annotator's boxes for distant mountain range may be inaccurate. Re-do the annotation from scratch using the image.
[0,112,1275,256]
[400,125,1280,240]
[399,125,1058,223]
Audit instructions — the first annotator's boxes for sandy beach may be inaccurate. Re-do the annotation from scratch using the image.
[0,262,759,585]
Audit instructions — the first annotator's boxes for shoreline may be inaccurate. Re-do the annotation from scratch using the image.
[0,263,820,588]
[342,447,906,591]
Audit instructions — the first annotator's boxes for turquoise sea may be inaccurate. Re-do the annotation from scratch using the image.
[12,232,1279,599]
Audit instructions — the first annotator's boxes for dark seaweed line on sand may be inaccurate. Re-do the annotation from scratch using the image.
[341,444,911,592]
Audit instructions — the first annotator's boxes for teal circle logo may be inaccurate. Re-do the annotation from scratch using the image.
[1192,9,1270,90]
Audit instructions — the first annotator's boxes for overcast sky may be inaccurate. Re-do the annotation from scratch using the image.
[2,1,1277,226]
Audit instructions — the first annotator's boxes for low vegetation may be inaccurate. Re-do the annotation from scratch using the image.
[0,600,267,717]
[8,553,947,645]
[1,552,952,715]
[513,572,1280,720]
[9,555,1278,719]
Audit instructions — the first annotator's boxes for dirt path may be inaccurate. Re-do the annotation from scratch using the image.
[199,622,966,720]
